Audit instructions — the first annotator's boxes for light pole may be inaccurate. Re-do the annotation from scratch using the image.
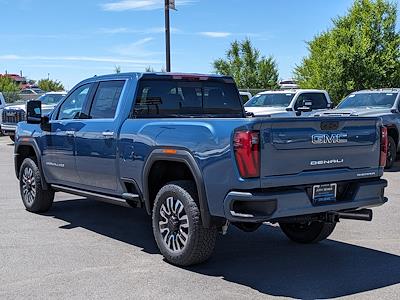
[164,0,175,72]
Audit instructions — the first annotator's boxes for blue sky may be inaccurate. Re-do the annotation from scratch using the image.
[0,0,397,89]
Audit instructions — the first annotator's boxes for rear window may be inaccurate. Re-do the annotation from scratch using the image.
[133,80,243,118]
[295,93,328,110]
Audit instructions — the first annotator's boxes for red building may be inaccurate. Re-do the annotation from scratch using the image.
[0,73,32,89]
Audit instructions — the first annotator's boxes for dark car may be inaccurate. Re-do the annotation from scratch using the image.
[316,89,400,168]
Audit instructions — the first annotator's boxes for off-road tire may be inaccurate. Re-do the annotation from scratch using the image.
[152,180,217,266]
[279,221,336,244]
[19,158,54,213]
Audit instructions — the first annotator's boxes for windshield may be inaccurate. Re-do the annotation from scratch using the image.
[32,89,44,94]
[244,93,295,108]
[38,94,65,105]
[338,93,398,109]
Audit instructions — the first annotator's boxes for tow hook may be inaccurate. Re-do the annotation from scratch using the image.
[220,221,230,235]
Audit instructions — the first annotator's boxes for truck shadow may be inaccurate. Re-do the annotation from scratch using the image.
[385,160,400,172]
[47,198,400,299]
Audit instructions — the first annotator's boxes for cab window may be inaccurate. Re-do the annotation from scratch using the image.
[295,93,328,110]
[89,81,125,119]
[57,84,91,120]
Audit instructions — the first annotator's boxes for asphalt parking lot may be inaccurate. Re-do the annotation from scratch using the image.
[0,135,399,299]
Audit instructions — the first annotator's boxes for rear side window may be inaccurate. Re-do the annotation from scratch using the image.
[89,81,125,119]
[133,80,243,118]
[295,93,328,110]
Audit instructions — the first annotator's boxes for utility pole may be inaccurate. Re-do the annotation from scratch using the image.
[164,0,175,72]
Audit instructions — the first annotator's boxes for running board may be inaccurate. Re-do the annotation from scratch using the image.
[51,185,139,208]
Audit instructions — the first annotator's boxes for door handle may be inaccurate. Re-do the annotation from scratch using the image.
[65,131,75,136]
[102,131,114,137]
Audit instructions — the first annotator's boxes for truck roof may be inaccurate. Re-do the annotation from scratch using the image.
[257,89,328,95]
[81,72,233,83]
[352,88,400,94]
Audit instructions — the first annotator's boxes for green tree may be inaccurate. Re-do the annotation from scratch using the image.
[0,76,19,93]
[0,76,20,103]
[145,66,155,72]
[295,0,400,103]
[37,79,64,92]
[213,39,279,90]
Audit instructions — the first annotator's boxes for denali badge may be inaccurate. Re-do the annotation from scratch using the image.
[312,133,348,145]
[310,159,344,166]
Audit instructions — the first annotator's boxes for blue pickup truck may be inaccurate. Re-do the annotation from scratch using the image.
[14,73,388,266]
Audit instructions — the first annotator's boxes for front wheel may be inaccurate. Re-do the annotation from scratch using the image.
[19,158,54,213]
[279,221,336,244]
[152,180,217,266]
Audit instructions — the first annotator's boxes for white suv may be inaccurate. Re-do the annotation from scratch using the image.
[1,91,67,141]
[244,89,332,117]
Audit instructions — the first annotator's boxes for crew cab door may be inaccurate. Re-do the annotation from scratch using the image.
[74,80,126,192]
[42,83,93,184]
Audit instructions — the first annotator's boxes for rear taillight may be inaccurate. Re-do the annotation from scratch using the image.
[233,130,260,178]
[380,127,388,167]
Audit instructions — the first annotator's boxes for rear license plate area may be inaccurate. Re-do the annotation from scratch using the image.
[312,183,337,204]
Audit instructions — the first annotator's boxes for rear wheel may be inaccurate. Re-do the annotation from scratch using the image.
[19,158,54,213]
[386,136,397,169]
[279,221,336,244]
[152,180,217,266]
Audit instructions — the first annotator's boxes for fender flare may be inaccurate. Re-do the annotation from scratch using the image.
[15,138,50,190]
[142,149,212,228]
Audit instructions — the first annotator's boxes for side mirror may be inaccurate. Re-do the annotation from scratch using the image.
[327,103,333,109]
[26,100,42,124]
[390,108,399,114]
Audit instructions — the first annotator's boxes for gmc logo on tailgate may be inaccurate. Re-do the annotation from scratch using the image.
[312,133,348,145]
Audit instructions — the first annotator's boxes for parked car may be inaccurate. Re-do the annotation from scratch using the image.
[0,92,6,135]
[1,91,66,141]
[18,88,45,101]
[279,79,299,89]
[15,73,388,266]
[239,91,252,104]
[244,89,332,117]
[315,89,400,168]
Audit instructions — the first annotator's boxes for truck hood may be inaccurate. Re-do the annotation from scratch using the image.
[245,106,288,116]
[315,108,392,117]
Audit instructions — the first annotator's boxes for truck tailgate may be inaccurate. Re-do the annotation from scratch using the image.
[259,117,381,187]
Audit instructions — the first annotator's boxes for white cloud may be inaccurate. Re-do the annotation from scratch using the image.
[111,37,161,57]
[101,0,195,11]
[100,26,180,34]
[0,54,160,65]
[199,32,232,38]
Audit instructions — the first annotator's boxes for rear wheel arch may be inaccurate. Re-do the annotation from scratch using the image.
[143,149,213,228]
